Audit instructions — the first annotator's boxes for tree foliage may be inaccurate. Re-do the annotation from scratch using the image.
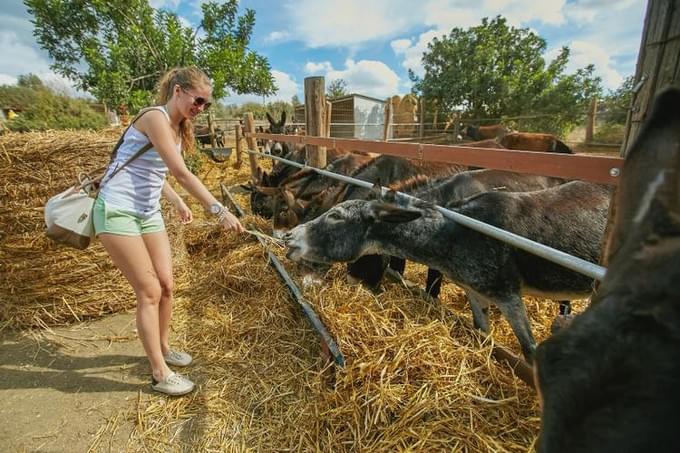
[600,75,634,124]
[0,74,107,131]
[327,78,349,99]
[24,0,276,112]
[215,100,294,121]
[410,16,603,136]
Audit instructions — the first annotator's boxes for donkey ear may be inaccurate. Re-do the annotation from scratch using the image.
[370,203,422,224]
[607,86,680,260]
[238,182,254,193]
[371,181,383,200]
[266,112,276,126]
[282,188,296,207]
[383,189,399,203]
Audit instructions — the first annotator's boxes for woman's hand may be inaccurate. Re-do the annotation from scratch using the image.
[219,211,245,233]
[173,198,193,224]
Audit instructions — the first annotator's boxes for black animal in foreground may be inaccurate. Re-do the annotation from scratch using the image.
[534,86,680,452]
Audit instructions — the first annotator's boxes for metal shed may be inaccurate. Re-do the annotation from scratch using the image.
[294,93,390,140]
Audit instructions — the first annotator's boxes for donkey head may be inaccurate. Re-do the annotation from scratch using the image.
[284,198,422,264]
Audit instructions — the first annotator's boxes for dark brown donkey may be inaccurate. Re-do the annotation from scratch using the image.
[534,86,680,452]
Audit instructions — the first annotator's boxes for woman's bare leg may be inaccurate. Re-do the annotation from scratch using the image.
[142,231,174,355]
[99,233,172,380]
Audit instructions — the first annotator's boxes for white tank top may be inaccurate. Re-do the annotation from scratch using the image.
[98,106,182,217]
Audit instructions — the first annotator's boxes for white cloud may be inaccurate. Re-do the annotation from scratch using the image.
[286,0,421,48]
[283,0,572,49]
[0,74,18,86]
[304,61,333,74]
[149,0,181,9]
[0,30,89,97]
[224,70,300,105]
[564,0,639,22]
[391,29,443,78]
[392,0,643,88]
[306,59,401,99]
[390,39,412,54]
[562,40,624,89]
[265,31,292,43]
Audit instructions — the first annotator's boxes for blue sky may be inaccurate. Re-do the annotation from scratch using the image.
[1,0,646,105]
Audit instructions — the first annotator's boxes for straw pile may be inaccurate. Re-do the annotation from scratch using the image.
[2,131,574,450]
[89,153,579,452]
[0,130,140,328]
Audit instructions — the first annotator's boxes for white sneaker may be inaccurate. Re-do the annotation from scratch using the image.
[151,372,195,396]
[164,349,192,367]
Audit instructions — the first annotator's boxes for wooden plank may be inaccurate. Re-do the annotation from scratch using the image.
[246,132,624,185]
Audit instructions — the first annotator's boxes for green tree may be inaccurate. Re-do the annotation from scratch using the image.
[600,75,634,124]
[327,78,349,99]
[410,16,602,136]
[0,75,107,131]
[24,0,276,112]
[291,94,301,106]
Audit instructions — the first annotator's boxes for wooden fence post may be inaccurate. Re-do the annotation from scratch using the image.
[418,97,425,140]
[325,100,332,138]
[207,111,217,148]
[243,113,259,182]
[383,101,392,141]
[585,98,597,144]
[305,77,327,168]
[598,0,680,284]
[234,123,242,168]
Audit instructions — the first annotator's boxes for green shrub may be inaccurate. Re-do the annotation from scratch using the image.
[1,75,107,131]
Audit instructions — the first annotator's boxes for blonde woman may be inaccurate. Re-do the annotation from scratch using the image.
[93,67,244,395]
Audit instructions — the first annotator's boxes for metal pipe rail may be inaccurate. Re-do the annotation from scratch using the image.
[248,149,607,281]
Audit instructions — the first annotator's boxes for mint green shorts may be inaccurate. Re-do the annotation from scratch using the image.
[93,197,165,236]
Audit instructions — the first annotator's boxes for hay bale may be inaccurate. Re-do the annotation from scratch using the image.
[0,130,136,328]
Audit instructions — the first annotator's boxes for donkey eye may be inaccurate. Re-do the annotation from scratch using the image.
[327,211,343,221]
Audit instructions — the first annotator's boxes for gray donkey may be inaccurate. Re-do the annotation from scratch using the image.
[284,180,610,360]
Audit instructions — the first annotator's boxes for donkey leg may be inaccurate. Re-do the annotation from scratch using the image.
[388,256,406,275]
[558,300,572,315]
[465,290,490,333]
[495,293,536,362]
[426,269,443,298]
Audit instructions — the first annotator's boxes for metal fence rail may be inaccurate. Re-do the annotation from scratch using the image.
[248,149,607,281]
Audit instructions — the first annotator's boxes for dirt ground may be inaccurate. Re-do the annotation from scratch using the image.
[0,311,149,452]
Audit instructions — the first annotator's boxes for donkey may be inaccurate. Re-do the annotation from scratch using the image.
[373,169,567,299]
[534,87,680,452]
[284,180,610,360]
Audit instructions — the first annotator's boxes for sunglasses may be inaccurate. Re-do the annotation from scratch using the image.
[181,87,212,110]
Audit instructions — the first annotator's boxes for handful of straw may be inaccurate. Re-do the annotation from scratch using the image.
[245,228,285,249]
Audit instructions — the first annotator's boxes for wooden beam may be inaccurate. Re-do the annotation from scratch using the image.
[585,98,597,144]
[234,123,242,168]
[418,97,425,139]
[207,111,217,148]
[243,113,259,182]
[383,101,392,141]
[325,100,332,138]
[247,132,624,185]
[304,77,327,168]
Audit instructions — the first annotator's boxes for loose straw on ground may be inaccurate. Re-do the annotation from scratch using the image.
[2,130,584,451]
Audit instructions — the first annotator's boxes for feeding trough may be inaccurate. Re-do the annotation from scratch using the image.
[200,146,233,163]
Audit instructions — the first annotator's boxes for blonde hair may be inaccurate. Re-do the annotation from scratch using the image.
[156,66,212,154]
